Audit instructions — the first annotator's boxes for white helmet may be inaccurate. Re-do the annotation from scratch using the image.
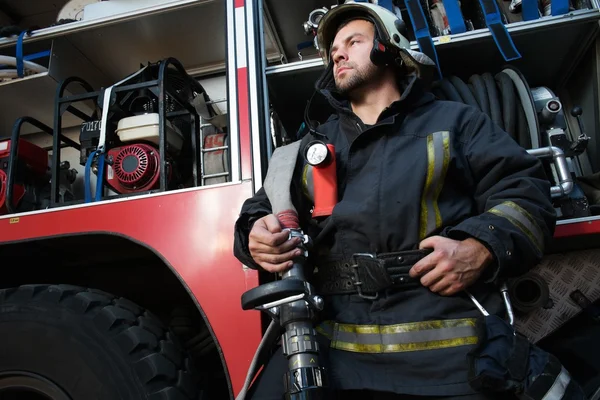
[316,1,436,79]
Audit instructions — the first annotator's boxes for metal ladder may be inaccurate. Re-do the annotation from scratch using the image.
[199,97,230,186]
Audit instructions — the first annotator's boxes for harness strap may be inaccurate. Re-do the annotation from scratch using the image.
[16,30,28,78]
[477,0,522,61]
[444,0,467,34]
[375,0,395,12]
[522,0,541,20]
[551,0,570,15]
[404,0,443,80]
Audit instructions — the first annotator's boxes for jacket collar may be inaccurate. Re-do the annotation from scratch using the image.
[313,61,435,119]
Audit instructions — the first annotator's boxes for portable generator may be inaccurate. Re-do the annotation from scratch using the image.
[0,137,76,214]
[0,138,48,214]
[0,116,80,214]
[67,58,222,201]
[105,113,184,194]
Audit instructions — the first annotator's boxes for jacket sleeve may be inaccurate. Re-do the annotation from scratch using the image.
[232,187,272,270]
[445,110,557,281]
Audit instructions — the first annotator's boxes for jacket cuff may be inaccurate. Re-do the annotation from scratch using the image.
[233,214,266,270]
[445,218,513,283]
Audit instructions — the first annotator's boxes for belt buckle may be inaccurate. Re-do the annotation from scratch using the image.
[351,253,379,300]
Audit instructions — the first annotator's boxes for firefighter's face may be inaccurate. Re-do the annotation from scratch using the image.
[330,19,381,95]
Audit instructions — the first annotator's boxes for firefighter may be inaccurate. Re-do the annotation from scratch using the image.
[233,2,578,399]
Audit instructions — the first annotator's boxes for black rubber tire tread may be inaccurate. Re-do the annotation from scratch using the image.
[169,307,208,346]
[0,284,202,400]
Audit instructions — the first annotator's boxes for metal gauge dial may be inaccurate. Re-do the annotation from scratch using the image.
[305,141,330,166]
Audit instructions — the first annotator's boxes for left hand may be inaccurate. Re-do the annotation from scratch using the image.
[409,236,494,296]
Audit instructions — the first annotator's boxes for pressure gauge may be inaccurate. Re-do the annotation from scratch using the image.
[304,141,330,166]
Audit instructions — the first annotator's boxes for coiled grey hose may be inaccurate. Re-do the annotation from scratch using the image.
[432,67,539,149]
[236,319,280,400]
[469,74,491,117]
[481,72,503,129]
[494,72,517,138]
[448,75,479,108]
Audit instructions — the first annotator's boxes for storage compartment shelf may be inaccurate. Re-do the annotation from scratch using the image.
[0,0,282,72]
[266,8,600,135]
[0,0,225,139]
[0,1,227,82]
[428,8,600,47]
[0,38,106,138]
[0,0,209,50]
[0,0,280,138]
[0,72,85,138]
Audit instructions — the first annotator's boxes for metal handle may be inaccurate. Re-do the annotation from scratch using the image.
[467,282,515,326]
[500,283,515,326]
[467,290,489,316]
[526,146,573,198]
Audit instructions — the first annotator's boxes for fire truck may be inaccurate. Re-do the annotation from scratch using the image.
[0,0,599,398]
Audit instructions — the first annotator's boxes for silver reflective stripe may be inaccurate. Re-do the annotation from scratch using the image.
[419,131,450,240]
[334,324,477,346]
[542,366,571,400]
[317,318,479,353]
[488,201,544,252]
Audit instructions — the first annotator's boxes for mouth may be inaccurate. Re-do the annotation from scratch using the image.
[336,67,351,76]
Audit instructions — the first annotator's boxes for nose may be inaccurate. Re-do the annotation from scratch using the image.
[333,47,348,64]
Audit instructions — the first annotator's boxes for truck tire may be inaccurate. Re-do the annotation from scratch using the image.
[0,284,203,400]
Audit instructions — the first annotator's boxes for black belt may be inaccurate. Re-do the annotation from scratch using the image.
[314,249,432,299]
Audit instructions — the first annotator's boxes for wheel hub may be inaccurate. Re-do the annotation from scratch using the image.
[0,371,71,400]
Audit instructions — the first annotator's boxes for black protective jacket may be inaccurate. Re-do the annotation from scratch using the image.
[233,71,556,396]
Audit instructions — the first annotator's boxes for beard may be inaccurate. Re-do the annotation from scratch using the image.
[334,61,382,95]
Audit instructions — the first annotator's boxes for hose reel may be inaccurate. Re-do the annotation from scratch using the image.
[432,67,541,148]
[432,67,594,216]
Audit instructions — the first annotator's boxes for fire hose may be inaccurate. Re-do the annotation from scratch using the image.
[0,55,47,80]
[238,140,328,400]
[432,66,540,148]
[432,66,581,199]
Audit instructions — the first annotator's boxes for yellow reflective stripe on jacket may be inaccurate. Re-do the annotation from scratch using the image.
[316,318,478,354]
[301,163,313,200]
[488,201,544,252]
[420,131,451,240]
